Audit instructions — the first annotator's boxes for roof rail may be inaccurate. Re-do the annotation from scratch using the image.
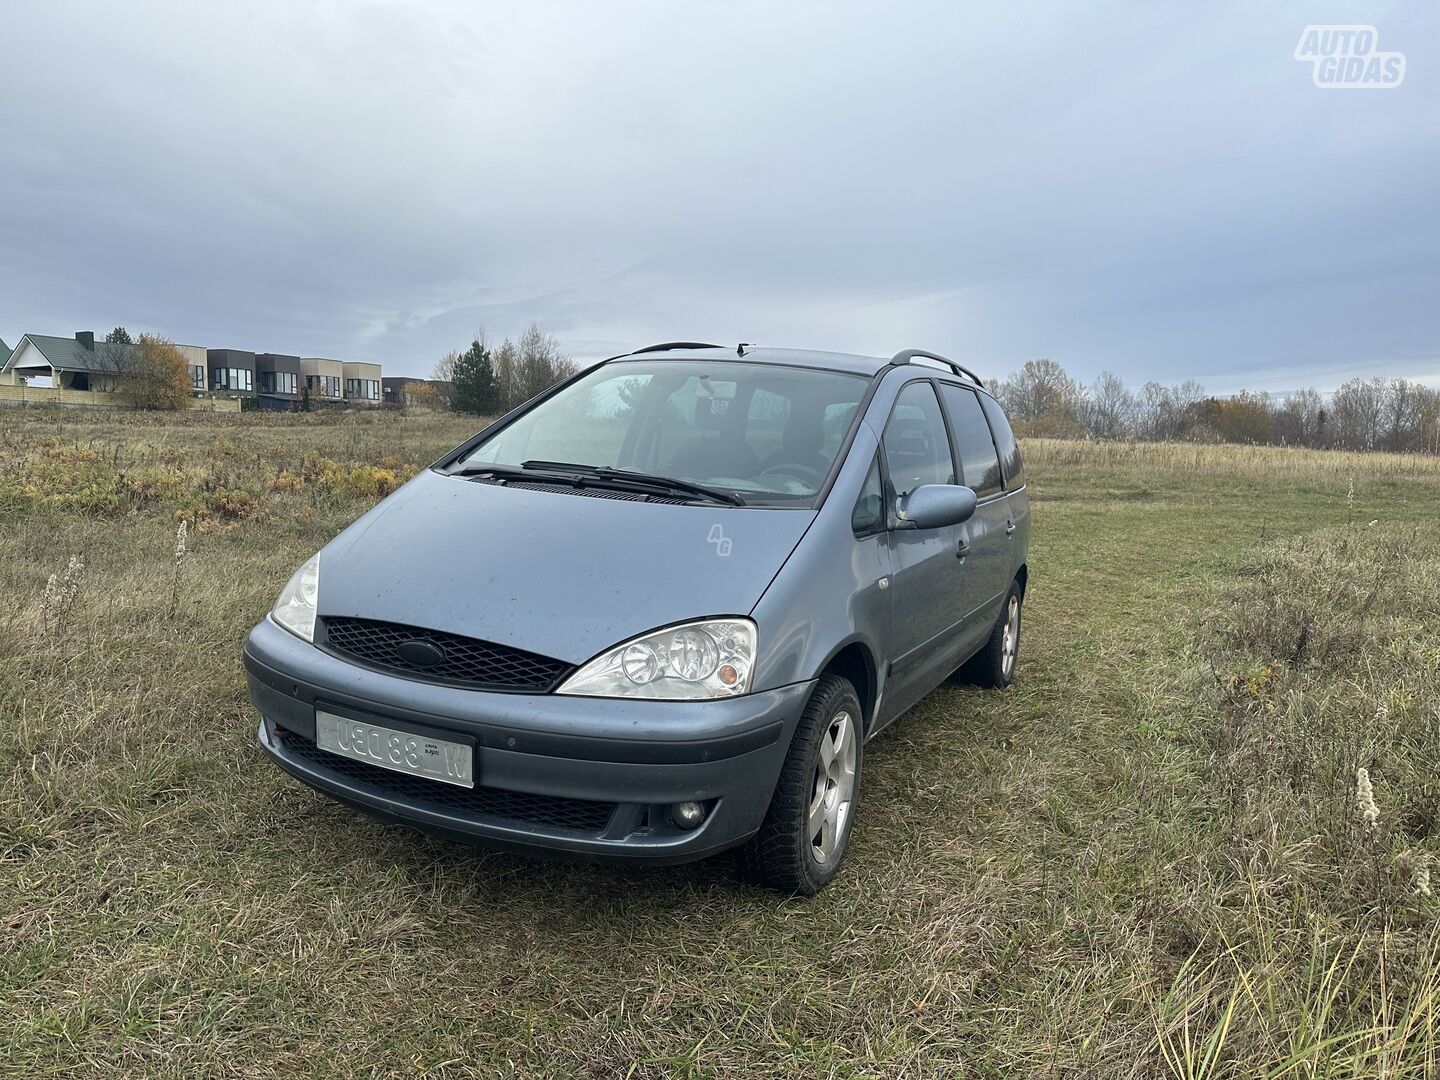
[888,349,984,387]
[630,341,723,355]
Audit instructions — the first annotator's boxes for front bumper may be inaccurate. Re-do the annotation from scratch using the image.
[245,617,813,863]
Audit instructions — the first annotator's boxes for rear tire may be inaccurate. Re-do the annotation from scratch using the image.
[957,579,1022,689]
[740,674,863,896]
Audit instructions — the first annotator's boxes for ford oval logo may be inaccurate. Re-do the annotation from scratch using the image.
[397,638,446,668]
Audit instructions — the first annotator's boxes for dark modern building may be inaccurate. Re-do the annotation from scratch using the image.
[382,376,409,404]
[255,352,303,410]
[206,349,257,399]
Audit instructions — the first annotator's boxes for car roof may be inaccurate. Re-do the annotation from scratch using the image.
[605,344,892,378]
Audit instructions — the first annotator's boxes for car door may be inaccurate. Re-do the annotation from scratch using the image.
[878,380,968,713]
[938,382,1014,650]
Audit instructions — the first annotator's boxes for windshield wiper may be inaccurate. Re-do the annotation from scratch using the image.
[519,460,746,506]
[448,460,744,506]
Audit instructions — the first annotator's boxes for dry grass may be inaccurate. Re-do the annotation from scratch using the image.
[3,409,1440,1076]
[1024,437,1440,482]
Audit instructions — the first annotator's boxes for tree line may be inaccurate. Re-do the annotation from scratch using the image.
[432,323,578,415]
[993,359,1440,454]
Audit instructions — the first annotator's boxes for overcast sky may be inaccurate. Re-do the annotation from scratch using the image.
[1,2,1435,393]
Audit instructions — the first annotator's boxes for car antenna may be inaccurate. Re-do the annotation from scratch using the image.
[737,343,750,357]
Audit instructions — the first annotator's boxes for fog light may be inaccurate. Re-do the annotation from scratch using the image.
[672,801,707,829]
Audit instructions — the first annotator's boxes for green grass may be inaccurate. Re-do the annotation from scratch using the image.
[3,410,1440,1077]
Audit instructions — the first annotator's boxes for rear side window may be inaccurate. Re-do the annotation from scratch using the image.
[882,382,955,497]
[939,384,1003,497]
[979,392,1024,489]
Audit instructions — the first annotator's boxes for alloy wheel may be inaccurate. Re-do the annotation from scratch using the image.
[1001,595,1020,678]
[808,709,857,864]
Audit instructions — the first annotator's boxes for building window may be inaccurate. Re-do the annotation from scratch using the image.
[191,365,205,390]
[213,368,227,389]
[260,371,297,394]
[345,378,380,400]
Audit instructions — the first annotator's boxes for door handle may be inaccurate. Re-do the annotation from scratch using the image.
[1005,521,1016,537]
[956,539,971,559]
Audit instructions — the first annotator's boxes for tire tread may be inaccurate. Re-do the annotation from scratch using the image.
[739,673,862,895]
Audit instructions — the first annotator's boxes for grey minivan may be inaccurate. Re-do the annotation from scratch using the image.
[246,343,1030,894]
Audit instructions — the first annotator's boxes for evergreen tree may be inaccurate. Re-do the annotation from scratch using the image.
[105,326,133,345]
[450,338,501,414]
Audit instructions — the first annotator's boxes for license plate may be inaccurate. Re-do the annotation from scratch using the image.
[315,711,474,788]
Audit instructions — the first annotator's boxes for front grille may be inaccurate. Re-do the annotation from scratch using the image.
[322,616,572,692]
[274,726,616,833]
[467,475,687,505]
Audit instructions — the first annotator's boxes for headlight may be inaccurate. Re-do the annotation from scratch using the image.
[271,553,320,642]
[557,618,757,700]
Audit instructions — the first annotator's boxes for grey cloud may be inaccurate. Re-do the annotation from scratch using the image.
[1,1,1434,392]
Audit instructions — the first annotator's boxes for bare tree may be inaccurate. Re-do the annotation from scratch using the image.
[1271,388,1322,446]
[509,323,577,409]
[1381,378,1424,452]
[432,349,461,384]
[1331,377,1387,450]
[493,338,518,410]
[1083,371,1138,439]
[995,359,1084,434]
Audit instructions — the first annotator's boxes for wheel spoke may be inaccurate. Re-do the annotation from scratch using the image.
[818,811,836,859]
[807,792,827,840]
[818,729,836,769]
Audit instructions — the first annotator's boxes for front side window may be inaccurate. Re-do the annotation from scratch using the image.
[851,455,884,534]
[191,365,204,389]
[939,384,1003,497]
[881,381,955,497]
[458,359,868,505]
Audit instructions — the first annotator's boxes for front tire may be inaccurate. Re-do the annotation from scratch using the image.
[958,579,1023,689]
[740,674,863,896]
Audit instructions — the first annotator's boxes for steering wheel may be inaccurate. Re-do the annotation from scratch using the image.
[757,463,826,487]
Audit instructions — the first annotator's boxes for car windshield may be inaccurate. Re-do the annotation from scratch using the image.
[455,359,869,506]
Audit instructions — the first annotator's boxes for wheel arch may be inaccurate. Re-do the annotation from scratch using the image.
[815,639,878,734]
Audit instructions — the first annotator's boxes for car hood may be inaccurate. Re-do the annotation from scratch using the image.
[317,470,815,664]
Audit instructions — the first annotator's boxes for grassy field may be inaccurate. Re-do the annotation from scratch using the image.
[3,412,1440,1077]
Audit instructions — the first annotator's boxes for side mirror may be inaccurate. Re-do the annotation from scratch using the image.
[895,484,977,529]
